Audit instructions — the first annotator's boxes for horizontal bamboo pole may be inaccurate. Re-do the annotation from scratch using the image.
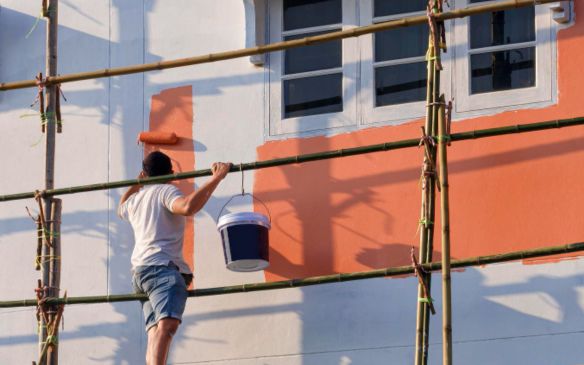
[0,241,582,308]
[0,0,557,91]
[1,116,583,202]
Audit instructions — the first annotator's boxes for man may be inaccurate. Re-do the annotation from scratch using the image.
[118,151,231,365]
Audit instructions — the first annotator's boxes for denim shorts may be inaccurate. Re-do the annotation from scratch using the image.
[132,262,192,331]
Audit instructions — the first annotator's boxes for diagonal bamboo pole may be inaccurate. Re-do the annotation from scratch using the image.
[0,0,559,91]
[0,241,583,308]
[0,116,584,203]
[438,96,453,365]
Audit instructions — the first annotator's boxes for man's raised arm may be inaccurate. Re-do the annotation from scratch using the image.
[171,162,231,216]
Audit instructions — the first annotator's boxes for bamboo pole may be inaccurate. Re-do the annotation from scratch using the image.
[438,96,453,365]
[0,116,583,203]
[1,241,583,309]
[0,0,558,91]
[415,31,437,365]
[415,1,446,361]
[47,199,61,365]
[41,2,59,364]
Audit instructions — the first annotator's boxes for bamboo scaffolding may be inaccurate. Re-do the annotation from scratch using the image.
[438,96,453,365]
[0,0,558,91]
[415,7,441,362]
[41,1,59,364]
[0,241,582,309]
[1,116,583,203]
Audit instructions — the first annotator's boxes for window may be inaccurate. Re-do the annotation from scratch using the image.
[453,0,553,112]
[268,0,358,135]
[359,0,430,125]
[267,0,557,137]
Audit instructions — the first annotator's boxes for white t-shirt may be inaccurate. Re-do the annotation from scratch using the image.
[118,184,192,274]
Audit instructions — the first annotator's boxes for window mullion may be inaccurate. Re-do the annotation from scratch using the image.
[374,56,426,68]
[469,41,537,55]
[282,67,343,80]
[282,23,343,37]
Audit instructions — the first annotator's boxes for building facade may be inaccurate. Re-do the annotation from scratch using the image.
[1,0,583,364]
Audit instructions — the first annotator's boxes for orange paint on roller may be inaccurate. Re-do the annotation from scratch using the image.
[138,131,179,145]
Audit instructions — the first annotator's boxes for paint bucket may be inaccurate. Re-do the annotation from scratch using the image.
[217,194,271,272]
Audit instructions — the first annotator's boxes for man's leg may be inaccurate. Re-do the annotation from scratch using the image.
[146,324,157,365]
[149,318,180,365]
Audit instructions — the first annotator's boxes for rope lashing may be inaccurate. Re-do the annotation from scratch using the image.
[411,247,436,315]
[35,280,49,333]
[418,127,441,192]
[33,190,53,248]
[418,126,436,160]
[419,218,434,228]
[35,289,67,365]
[31,73,46,133]
[29,73,65,133]
[36,255,61,267]
[426,0,447,71]
[37,227,60,237]
[26,207,43,270]
[56,83,67,133]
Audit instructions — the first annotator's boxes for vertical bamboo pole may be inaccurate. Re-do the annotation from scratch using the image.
[47,199,61,364]
[40,1,59,364]
[414,40,438,365]
[414,1,443,363]
[438,96,453,364]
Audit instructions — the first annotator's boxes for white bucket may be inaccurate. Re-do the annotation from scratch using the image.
[217,211,271,272]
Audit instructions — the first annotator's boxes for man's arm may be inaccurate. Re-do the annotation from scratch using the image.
[171,162,231,216]
[119,171,145,209]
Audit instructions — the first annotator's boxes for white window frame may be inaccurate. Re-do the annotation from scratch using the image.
[265,0,559,138]
[453,0,554,113]
[267,0,359,137]
[359,0,444,126]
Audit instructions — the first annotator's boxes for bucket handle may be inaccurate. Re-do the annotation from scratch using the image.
[217,193,272,224]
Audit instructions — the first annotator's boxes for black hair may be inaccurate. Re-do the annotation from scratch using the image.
[142,151,172,177]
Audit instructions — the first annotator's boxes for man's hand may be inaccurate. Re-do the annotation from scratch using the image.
[171,162,232,216]
[211,162,232,181]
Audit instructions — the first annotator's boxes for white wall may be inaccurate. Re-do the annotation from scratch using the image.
[0,1,583,364]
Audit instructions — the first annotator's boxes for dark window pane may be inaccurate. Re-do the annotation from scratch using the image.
[375,23,429,62]
[285,31,341,75]
[470,8,535,49]
[375,62,427,107]
[471,47,535,94]
[284,0,341,31]
[374,0,427,17]
[284,73,343,118]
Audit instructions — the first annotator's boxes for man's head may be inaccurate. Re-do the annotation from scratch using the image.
[142,151,173,177]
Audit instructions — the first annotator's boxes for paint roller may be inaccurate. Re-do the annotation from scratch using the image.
[137,131,179,145]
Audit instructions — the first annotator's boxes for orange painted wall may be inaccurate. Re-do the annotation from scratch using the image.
[256,3,584,282]
[146,86,195,282]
